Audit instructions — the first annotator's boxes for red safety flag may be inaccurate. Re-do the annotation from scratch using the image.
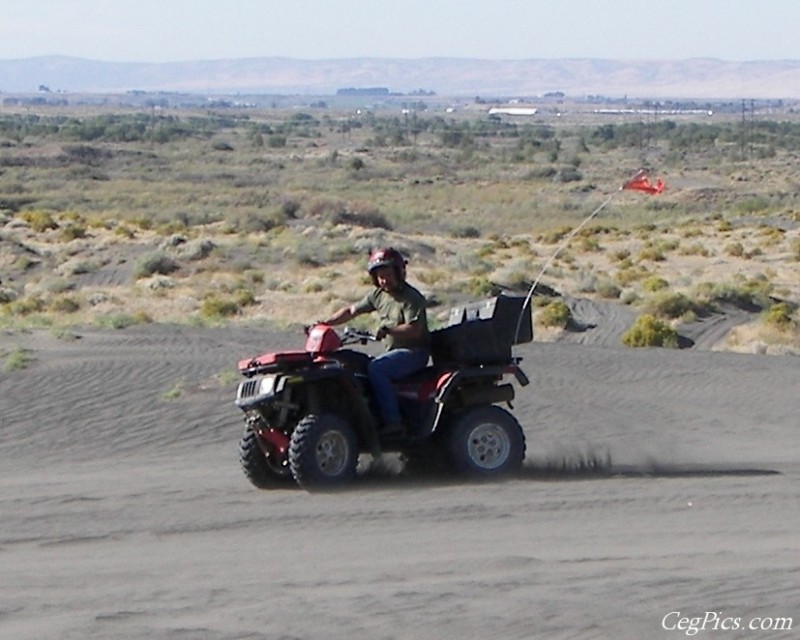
[622,169,664,194]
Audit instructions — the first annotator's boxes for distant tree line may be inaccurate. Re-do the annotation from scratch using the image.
[337,87,390,96]
[1,112,799,160]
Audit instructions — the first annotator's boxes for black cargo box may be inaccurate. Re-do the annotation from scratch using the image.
[431,295,532,365]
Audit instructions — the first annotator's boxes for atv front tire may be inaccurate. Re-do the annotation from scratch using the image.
[289,414,359,491]
[239,429,294,489]
[443,405,526,478]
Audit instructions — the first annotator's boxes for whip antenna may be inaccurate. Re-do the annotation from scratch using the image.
[513,169,664,344]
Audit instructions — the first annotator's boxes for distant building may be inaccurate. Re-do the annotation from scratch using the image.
[487,107,538,116]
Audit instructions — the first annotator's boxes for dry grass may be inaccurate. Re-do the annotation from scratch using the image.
[1,105,799,351]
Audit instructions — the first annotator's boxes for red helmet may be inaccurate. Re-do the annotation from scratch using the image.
[367,247,407,283]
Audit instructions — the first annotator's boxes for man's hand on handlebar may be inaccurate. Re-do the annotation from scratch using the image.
[343,327,378,343]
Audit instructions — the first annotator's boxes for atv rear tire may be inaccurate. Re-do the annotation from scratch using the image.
[289,414,359,491]
[239,429,294,489]
[443,405,525,478]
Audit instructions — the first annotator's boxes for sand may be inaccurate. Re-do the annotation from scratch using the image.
[1,312,798,639]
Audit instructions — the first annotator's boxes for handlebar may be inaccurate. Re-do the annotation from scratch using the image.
[342,326,378,345]
[304,323,378,347]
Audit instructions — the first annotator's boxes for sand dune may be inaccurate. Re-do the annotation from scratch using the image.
[1,315,797,639]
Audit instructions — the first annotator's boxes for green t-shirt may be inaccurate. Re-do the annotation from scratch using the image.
[353,282,430,350]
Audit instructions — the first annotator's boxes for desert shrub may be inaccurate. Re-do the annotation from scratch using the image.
[576,272,598,294]
[58,258,98,276]
[555,167,582,183]
[294,247,324,268]
[134,251,179,279]
[63,144,109,163]
[734,196,770,214]
[234,288,257,307]
[237,210,286,233]
[620,290,641,306]
[132,310,154,324]
[636,245,666,262]
[115,225,136,239]
[4,346,35,372]
[679,242,711,257]
[130,216,153,230]
[694,279,773,311]
[758,225,784,242]
[595,279,622,299]
[97,313,140,329]
[280,198,301,218]
[247,270,266,285]
[307,197,345,219]
[762,302,796,330]
[540,225,573,244]
[200,295,241,318]
[491,265,532,291]
[615,266,649,286]
[525,166,557,179]
[20,209,58,232]
[179,238,216,261]
[577,236,602,252]
[610,248,631,262]
[641,276,669,292]
[60,224,87,241]
[156,221,188,236]
[725,242,745,257]
[348,157,365,171]
[325,202,392,230]
[537,299,572,328]
[161,380,184,401]
[643,291,698,319]
[48,295,81,313]
[622,314,679,348]
[452,225,481,239]
[680,226,703,238]
[0,287,19,304]
[6,295,45,315]
[302,278,324,293]
[465,276,497,297]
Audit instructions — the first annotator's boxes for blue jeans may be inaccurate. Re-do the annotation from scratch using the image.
[367,347,430,426]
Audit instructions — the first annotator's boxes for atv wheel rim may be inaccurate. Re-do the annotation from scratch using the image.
[467,423,510,470]
[315,431,349,476]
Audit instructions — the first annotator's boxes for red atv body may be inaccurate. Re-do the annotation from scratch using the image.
[234,295,532,491]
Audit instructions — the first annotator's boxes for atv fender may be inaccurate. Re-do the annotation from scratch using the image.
[428,363,527,433]
[302,369,381,458]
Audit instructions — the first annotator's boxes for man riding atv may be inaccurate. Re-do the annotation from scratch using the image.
[321,247,430,437]
[234,250,532,491]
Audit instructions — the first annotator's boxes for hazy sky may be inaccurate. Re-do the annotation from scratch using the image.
[1,0,797,63]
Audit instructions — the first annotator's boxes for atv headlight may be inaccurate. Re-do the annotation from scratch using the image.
[258,375,276,396]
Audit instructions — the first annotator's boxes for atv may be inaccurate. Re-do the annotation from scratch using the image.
[234,294,533,492]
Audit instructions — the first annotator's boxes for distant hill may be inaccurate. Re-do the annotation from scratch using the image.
[2,55,800,99]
